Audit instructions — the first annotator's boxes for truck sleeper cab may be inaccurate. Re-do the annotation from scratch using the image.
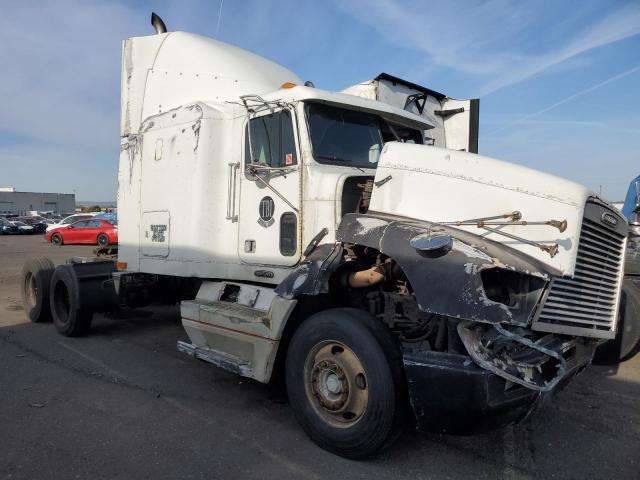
[21,16,629,459]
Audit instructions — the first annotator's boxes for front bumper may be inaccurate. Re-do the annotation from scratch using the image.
[403,348,591,434]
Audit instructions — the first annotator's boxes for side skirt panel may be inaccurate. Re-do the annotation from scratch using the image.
[179,280,296,382]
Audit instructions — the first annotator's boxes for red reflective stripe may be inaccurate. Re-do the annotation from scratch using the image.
[182,316,274,342]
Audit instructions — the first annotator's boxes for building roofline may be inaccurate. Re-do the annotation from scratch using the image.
[0,191,75,196]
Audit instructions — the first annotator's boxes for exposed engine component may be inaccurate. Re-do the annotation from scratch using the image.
[341,177,374,217]
[347,264,386,288]
[367,291,465,354]
[337,248,466,353]
[357,178,374,213]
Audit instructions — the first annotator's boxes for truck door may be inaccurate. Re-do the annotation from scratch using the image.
[438,98,480,153]
[238,108,301,266]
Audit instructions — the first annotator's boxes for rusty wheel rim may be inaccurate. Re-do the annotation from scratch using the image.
[304,341,368,428]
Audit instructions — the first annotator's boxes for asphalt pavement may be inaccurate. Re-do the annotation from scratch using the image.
[1,235,639,479]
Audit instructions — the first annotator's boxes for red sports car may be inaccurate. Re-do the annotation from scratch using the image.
[46,219,118,247]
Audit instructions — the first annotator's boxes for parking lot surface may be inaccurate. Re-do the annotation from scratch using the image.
[1,235,639,479]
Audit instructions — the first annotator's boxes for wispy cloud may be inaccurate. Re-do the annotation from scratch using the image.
[334,0,640,96]
[0,1,140,149]
[485,64,640,135]
[0,0,141,198]
[1,0,637,201]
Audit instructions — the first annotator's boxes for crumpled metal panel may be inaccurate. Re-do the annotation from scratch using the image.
[274,243,343,299]
[336,213,548,325]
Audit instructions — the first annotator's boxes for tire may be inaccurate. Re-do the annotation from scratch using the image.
[97,234,109,247]
[594,277,640,364]
[286,308,407,459]
[21,258,55,323]
[50,265,93,336]
[51,233,63,246]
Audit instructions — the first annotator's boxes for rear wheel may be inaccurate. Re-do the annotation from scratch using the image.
[97,234,109,247]
[21,258,55,323]
[50,266,92,336]
[286,308,406,459]
[51,233,63,246]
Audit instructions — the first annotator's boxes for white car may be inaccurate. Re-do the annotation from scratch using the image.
[45,213,98,232]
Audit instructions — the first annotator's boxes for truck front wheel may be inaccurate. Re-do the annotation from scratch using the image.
[50,266,93,336]
[285,308,406,459]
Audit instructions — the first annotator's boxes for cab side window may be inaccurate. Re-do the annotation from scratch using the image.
[245,110,297,167]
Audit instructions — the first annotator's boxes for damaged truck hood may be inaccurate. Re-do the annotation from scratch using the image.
[369,143,594,277]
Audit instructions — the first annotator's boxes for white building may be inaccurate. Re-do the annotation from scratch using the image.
[0,187,75,215]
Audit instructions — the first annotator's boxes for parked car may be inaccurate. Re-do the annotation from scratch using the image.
[0,217,19,235]
[45,213,97,233]
[46,219,118,246]
[10,220,36,234]
[16,217,49,234]
[94,212,118,224]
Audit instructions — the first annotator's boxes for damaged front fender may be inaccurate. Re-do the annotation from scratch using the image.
[336,213,549,326]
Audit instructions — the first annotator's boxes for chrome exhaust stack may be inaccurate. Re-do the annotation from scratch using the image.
[151,12,167,34]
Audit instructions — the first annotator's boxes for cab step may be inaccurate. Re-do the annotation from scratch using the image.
[177,340,253,377]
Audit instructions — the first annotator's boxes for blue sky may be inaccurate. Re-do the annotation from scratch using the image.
[1,0,639,201]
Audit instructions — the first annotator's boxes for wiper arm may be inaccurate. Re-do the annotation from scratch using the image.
[315,155,367,172]
[315,155,348,163]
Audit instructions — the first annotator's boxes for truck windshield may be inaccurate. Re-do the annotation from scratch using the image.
[305,102,423,168]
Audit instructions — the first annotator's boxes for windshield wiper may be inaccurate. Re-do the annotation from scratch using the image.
[315,155,367,172]
[315,155,348,163]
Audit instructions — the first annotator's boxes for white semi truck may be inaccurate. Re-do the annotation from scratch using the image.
[21,14,629,458]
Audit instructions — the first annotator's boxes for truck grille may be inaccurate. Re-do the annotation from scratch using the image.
[532,202,626,339]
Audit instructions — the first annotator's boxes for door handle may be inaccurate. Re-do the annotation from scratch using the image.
[226,162,240,221]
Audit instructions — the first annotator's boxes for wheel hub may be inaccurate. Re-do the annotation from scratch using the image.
[304,341,369,427]
[325,373,341,394]
[311,360,350,411]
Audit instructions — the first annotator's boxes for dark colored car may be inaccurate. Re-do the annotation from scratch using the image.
[0,218,19,235]
[46,219,118,246]
[16,217,48,234]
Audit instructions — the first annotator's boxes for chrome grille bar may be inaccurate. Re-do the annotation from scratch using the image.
[532,201,627,339]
